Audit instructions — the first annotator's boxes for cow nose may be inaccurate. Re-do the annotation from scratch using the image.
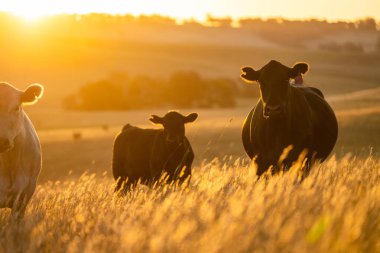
[264,107,270,117]
[0,138,11,152]
[166,136,176,143]
[166,135,182,145]
[264,105,283,118]
[166,137,178,142]
[267,105,281,112]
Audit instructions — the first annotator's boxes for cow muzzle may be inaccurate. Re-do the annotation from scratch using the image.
[0,138,12,153]
[263,105,284,119]
[166,136,183,146]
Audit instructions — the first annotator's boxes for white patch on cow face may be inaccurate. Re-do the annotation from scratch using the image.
[0,83,24,153]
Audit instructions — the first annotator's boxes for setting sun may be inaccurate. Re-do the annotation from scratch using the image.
[1,0,52,21]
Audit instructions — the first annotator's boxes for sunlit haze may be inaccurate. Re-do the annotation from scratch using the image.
[1,0,379,21]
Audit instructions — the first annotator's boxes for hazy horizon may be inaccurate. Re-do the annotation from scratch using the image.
[1,0,379,22]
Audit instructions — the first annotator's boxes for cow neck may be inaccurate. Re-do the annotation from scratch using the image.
[149,130,162,173]
[167,137,191,176]
[261,85,292,144]
[149,131,188,174]
[281,85,296,133]
[284,85,313,137]
[161,141,186,174]
[149,131,182,170]
[7,114,31,185]
[1,134,23,187]
[285,84,292,124]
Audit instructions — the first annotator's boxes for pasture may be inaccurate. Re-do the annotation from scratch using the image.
[23,87,380,182]
[1,15,380,252]
[0,86,379,252]
[1,156,379,253]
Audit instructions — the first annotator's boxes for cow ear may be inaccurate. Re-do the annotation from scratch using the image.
[289,62,309,78]
[184,113,198,123]
[241,67,260,82]
[149,115,164,125]
[21,84,44,104]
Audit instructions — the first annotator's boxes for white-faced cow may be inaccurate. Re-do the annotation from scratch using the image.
[112,111,198,192]
[241,60,338,176]
[0,82,44,218]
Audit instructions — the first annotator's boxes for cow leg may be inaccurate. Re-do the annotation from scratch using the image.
[114,176,139,196]
[177,165,192,187]
[299,152,317,180]
[10,192,30,221]
[175,147,194,187]
[114,176,125,192]
[279,156,293,172]
[114,177,128,195]
[255,157,271,177]
[9,178,37,221]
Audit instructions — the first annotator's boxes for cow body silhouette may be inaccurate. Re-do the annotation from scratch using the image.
[241,60,338,176]
[112,111,197,192]
[0,83,44,219]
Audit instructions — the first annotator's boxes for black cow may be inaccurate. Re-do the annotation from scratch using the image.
[241,60,338,176]
[112,111,198,191]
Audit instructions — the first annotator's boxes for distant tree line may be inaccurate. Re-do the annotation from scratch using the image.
[239,17,379,48]
[0,12,379,50]
[63,72,245,110]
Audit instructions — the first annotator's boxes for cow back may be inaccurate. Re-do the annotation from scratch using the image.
[299,87,338,160]
[113,126,160,182]
[112,125,193,184]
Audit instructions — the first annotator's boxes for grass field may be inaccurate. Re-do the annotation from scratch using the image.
[0,155,379,253]
[1,71,379,252]
[0,93,379,252]
[1,11,380,253]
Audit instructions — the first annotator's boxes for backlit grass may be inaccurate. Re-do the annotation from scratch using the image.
[1,155,379,253]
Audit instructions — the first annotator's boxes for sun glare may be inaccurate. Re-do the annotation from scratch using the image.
[13,10,48,22]
[2,1,53,22]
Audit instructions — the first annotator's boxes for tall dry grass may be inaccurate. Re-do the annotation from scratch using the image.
[0,155,379,253]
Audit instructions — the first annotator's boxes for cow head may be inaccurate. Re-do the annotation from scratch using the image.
[0,83,44,153]
[241,60,309,119]
[150,111,198,147]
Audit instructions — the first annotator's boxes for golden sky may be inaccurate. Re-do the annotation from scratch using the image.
[1,0,379,21]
